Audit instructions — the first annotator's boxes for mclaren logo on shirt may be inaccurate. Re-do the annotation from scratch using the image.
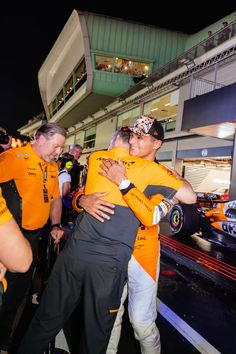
[96,157,135,167]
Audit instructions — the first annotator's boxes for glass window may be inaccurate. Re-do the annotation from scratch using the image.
[95,56,113,72]
[49,58,87,117]
[143,91,179,133]
[117,107,141,127]
[165,120,176,132]
[65,76,74,102]
[95,55,150,76]
[49,98,57,117]
[83,126,96,149]
[75,59,87,92]
[115,57,149,76]
[57,89,64,109]
[75,58,86,81]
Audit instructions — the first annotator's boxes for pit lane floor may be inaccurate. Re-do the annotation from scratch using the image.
[56,223,236,354]
[55,250,235,354]
[13,222,236,354]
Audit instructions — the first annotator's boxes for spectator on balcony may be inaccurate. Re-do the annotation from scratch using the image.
[218,21,231,45]
[205,30,214,51]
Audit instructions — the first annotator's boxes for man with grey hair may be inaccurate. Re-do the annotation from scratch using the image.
[18,120,195,354]
[0,122,66,353]
[68,144,83,191]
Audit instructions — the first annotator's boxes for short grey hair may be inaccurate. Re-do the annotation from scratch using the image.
[34,123,67,140]
[108,127,130,149]
[69,144,83,151]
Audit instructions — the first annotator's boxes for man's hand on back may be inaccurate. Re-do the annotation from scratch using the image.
[98,158,127,186]
[79,193,115,222]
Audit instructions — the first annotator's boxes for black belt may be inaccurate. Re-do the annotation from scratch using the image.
[21,228,41,235]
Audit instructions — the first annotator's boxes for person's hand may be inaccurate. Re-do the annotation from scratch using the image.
[80,193,115,222]
[0,263,7,282]
[98,159,127,186]
[50,228,64,244]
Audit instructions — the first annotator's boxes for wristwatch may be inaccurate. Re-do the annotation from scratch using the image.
[51,223,63,230]
[119,179,131,190]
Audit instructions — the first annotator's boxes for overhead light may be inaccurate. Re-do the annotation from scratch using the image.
[213,178,229,184]
[151,108,158,112]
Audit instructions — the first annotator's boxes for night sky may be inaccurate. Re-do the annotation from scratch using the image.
[1,3,235,135]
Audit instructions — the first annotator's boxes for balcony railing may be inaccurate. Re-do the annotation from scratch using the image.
[119,20,236,100]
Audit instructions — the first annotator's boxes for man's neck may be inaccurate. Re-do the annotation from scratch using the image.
[31,142,44,161]
[142,152,156,162]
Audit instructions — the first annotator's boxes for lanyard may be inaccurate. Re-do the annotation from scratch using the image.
[39,163,49,203]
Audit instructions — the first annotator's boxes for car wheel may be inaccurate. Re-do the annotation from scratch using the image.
[169,203,200,237]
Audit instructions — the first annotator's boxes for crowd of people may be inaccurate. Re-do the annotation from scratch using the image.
[205,21,232,52]
[0,117,196,354]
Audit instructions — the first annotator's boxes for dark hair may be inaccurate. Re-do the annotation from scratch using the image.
[0,130,10,145]
[34,123,67,140]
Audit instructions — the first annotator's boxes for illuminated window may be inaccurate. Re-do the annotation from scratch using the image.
[95,55,150,77]
[83,126,96,149]
[117,107,141,127]
[49,98,57,117]
[75,59,87,91]
[95,56,113,72]
[143,91,179,133]
[48,58,87,117]
[75,59,86,82]
[57,89,64,109]
[65,76,74,102]
[115,58,149,77]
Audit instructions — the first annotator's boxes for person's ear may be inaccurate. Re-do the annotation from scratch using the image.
[153,139,162,150]
[38,134,46,145]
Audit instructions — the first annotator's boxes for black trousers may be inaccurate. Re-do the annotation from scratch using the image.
[0,230,40,349]
[18,249,128,354]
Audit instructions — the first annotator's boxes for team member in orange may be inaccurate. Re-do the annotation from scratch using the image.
[0,187,32,309]
[76,117,195,354]
[18,125,194,354]
[105,117,191,354]
[0,187,32,275]
[0,123,66,352]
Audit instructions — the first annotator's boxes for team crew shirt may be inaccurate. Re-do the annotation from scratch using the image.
[0,187,12,225]
[17,146,184,354]
[0,143,60,230]
[74,158,179,280]
[70,146,183,264]
[107,163,181,353]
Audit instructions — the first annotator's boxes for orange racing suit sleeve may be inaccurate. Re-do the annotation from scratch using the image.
[72,187,173,227]
[122,188,173,227]
[72,190,85,212]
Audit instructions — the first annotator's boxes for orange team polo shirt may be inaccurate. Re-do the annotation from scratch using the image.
[0,187,12,225]
[0,144,60,230]
[86,146,183,208]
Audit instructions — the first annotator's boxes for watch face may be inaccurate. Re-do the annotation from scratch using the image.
[119,179,130,190]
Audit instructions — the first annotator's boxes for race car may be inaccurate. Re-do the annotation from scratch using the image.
[169,192,236,249]
[211,187,229,201]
